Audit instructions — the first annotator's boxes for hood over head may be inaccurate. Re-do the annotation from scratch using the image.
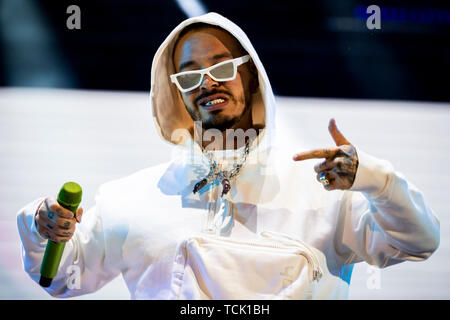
[150,12,276,153]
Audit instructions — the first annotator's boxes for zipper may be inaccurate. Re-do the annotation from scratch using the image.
[202,234,323,281]
[260,231,323,281]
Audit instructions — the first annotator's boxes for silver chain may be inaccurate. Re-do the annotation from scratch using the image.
[205,140,250,180]
[193,140,250,195]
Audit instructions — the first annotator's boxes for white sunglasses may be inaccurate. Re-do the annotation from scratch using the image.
[170,55,250,93]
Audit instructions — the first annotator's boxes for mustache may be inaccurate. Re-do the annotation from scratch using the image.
[195,89,233,105]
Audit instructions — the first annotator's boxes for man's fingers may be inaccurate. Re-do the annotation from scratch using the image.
[48,198,83,223]
[75,207,83,223]
[293,119,353,161]
[293,147,341,161]
[314,159,336,173]
[36,197,81,242]
[50,202,75,219]
[316,170,332,184]
[38,213,74,230]
[328,118,351,146]
[39,217,75,237]
[37,224,72,243]
[316,170,339,191]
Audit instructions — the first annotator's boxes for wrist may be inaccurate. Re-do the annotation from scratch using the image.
[349,147,395,199]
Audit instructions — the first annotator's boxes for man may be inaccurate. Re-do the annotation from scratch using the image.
[17,12,439,299]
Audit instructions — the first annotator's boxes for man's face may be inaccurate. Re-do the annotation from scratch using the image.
[173,27,255,131]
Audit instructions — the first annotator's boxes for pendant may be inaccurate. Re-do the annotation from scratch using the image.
[193,178,208,194]
[221,178,231,197]
[213,195,234,235]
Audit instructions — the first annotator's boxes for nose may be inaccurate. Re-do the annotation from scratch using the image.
[199,74,219,91]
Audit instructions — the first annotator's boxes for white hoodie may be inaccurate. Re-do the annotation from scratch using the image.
[17,12,440,299]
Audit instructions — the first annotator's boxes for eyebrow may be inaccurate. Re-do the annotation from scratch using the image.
[178,52,234,71]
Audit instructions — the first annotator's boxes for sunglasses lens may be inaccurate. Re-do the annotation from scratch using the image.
[210,61,235,79]
[176,73,202,90]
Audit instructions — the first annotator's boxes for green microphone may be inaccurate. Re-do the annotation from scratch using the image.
[39,182,82,287]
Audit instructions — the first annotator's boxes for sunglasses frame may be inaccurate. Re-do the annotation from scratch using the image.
[170,55,250,93]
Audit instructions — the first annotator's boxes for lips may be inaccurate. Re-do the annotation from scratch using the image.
[197,93,230,111]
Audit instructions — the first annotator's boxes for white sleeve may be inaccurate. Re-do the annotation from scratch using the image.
[334,148,440,268]
[16,187,122,298]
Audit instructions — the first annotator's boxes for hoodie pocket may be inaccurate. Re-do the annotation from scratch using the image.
[170,231,323,300]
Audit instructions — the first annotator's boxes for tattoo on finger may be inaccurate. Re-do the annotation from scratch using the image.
[44,199,52,214]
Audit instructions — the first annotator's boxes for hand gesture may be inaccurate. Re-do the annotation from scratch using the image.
[293,119,359,191]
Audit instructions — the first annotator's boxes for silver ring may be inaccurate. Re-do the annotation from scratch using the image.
[319,172,330,187]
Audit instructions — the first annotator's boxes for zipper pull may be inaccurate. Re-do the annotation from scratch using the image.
[313,269,322,281]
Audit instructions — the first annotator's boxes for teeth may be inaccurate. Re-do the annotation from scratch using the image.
[205,98,225,106]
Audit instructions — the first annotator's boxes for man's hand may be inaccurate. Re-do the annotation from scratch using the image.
[293,118,359,191]
[35,197,83,242]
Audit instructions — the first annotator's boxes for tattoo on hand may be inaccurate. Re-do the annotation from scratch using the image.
[335,145,358,189]
[64,221,71,228]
